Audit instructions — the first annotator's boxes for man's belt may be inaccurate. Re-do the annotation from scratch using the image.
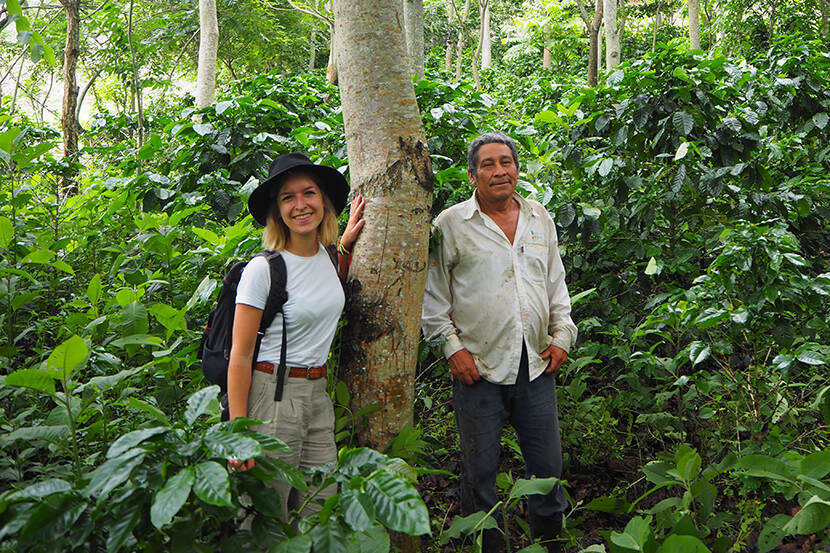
[254,361,326,380]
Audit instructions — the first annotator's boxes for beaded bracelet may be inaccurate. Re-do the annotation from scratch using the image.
[337,241,350,255]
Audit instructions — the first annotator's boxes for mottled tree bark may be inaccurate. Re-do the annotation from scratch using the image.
[822,0,830,39]
[454,0,471,81]
[403,0,425,79]
[445,0,455,71]
[480,0,491,68]
[689,0,701,50]
[603,0,620,70]
[60,0,80,196]
[333,0,433,455]
[196,0,219,109]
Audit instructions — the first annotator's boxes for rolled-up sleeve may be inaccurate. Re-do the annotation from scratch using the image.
[421,224,465,360]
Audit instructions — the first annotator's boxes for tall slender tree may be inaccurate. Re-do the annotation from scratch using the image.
[333,0,433,454]
[688,0,701,49]
[196,0,219,109]
[576,0,604,86]
[603,0,620,70]
[59,0,80,196]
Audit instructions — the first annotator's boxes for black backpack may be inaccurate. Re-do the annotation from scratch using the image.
[198,247,338,416]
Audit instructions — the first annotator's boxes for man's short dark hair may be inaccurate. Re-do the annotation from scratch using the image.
[467,132,519,175]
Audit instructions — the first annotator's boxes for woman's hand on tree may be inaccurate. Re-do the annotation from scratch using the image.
[339,194,365,252]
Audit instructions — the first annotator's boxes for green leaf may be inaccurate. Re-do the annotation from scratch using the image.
[1,425,70,444]
[125,397,171,425]
[598,158,614,177]
[672,111,694,136]
[52,260,74,274]
[192,227,221,244]
[203,430,262,460]
[84,449,147,498]
[812,112,829,130]
[644,257,658,275]
[185,386,220,426]
[800,450,830,480]
[796,350,825,366]
[782,495,830,535]
[215,100,235,116]
[106,495,143,553]
[583,496,631,513]
[107,427,168,458]
[656,534,711,553]
[18,493,86,545]
[110,334,164,348]
[21,248,54,264]
[193,122,214,136]
[45,335,88,380]
[5,368,55,394]
[6,0,23,15]
[609,531,640,550]
[508,477,560,500]
[340,489,376,532]
[149,303,187,332]
[269,535,312,553]
[440,511,499,543]
[87,274,102,305]
[119,302,149,336]
[365,471,429,535]
[0,216,13,247]
[688,341,710,367]
[695,308,728,330]
[193,461,233,506]
[757,513,789,553]
[151,466,195,528]
[7,479,71,501]
[735,455,793,480]
[674,142,689,161]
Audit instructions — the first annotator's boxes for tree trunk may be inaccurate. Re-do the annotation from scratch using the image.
[60,0,80,197]
[445,0,455,71]
[543,25,551,72]
[309,27,317,71]
[822,0,830,40]
[454,0,471,81]
[471,0,487,88]
[588,0,603,86]
[128,0,144,148]
[652,2,661,51]
[403,0,425,79]
[603,0,620,70]
[481,0,491,69]
[327,1,337,84]
[196,0,219,109]
[688,0,700,49]
[333,0,433,457]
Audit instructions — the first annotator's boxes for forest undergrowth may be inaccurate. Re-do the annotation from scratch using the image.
[1,38,829,552]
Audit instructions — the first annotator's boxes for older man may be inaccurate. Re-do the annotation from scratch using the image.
[422,132,577,553]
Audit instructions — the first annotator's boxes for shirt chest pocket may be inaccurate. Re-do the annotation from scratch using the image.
[519,242,548,285]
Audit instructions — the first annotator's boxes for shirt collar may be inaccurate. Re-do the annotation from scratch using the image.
[462,191,538,220]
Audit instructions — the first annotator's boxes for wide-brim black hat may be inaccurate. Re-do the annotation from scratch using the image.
[248,153,349,225]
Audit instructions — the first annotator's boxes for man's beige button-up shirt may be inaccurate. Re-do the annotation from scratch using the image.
[421,192,578,385]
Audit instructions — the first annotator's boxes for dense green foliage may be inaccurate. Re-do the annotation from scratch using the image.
[2,3,830,550]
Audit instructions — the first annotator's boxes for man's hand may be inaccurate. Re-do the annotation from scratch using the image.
[228,458,255,472]
[449,349,481,386]
[540,345,567,373]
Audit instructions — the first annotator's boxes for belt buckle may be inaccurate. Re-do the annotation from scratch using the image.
[306,367,313,379]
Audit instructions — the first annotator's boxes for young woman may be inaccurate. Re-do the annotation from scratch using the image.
[226,153,364,518]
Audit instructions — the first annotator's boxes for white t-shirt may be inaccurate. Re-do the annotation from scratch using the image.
[235,245,344,367]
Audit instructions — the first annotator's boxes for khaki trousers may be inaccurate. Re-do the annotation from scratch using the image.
[247,368,337,519]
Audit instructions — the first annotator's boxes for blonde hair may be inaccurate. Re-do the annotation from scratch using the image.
[262,172,339,250]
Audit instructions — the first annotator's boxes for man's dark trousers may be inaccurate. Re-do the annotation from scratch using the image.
[453,343,567,553]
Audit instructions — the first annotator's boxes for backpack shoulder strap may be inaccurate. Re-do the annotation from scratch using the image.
[325,244,338,269]
[257,249,287,332]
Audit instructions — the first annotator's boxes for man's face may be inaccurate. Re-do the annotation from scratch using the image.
[469,142,519,206]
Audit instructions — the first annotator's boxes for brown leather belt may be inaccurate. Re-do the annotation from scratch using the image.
[254,361,326,380]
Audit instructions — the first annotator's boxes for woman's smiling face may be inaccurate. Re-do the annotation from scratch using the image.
[276,173,325,239]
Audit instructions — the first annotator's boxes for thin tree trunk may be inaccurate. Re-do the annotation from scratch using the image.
[543,25,551,70]
[333,0,433,458]
[60,0,80,196]
[652,2,661,51]
[403,0,425,79]
[471,0,487,88]
[327,1,337,84]
[445,0,455,71]
[603,0,620,70]
[688,0,700,49]
[309,27,317,71]
[576,0,603,86]
[454,0,471,81]
[481,0,491,68]
[822,0,830,39]
[128,0,144,148]
[196,0,219,109]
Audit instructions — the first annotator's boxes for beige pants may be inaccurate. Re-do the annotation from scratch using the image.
[247,368,337,519]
